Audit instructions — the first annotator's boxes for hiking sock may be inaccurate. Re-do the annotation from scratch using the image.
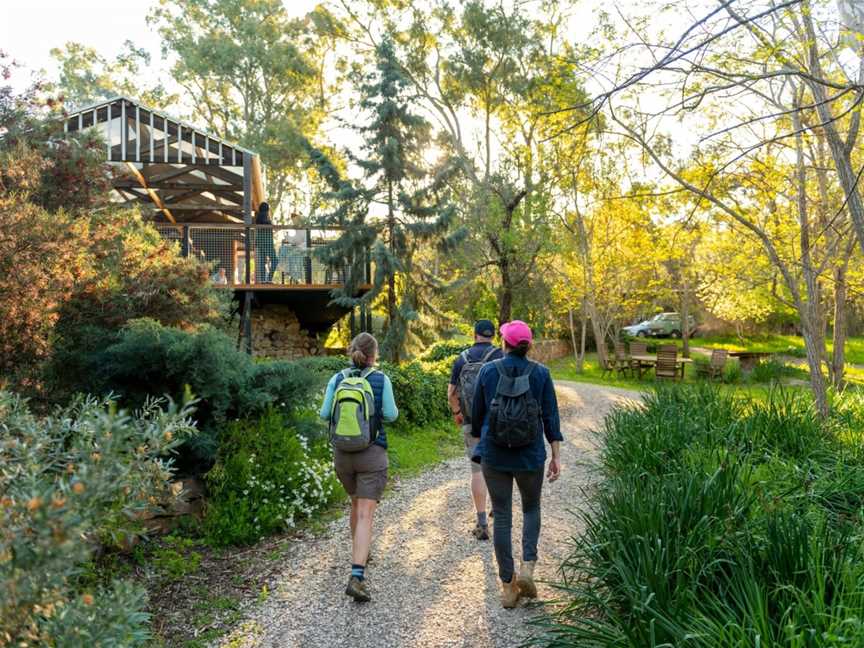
[351,564,366,581]
[477,511,488,527]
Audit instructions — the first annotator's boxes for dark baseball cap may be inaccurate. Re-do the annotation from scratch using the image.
[474,319,495,338]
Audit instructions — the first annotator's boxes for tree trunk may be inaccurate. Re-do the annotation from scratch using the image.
[801,9,864,256]
[801,316,830,418]
[586,297,608,369]
[579,304,588,374]
[498,258,512,325]
[791,100,830,418]
[681,280,691,358]
[387,180,399,364]
[831,262,848,389]
[568,306,581,372]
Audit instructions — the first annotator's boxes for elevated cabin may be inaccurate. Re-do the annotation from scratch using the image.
[63,97,370,356]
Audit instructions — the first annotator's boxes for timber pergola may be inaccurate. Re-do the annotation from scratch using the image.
[63,96,264,223]
[63,96,372,352]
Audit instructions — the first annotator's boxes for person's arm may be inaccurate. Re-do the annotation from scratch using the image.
[470,368,489,438]
[547,441,561,482]
[319,374,340,421]
[448,356,465,424]
[539,369,563,481]
[447,384,463,425]
[381,375,399,422]
[540,369,563,444]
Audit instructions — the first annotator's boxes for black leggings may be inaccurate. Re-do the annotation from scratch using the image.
[481,465,544,582]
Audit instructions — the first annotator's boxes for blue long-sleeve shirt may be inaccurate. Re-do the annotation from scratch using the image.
[319,367,398,449]
[470,355,562,471]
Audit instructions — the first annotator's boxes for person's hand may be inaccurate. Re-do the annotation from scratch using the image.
[453,411,464,425]
[546,457,561,482]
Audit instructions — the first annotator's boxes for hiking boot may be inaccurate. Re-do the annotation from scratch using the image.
[500,578,520,608]
[516,560,537,598]
[471,523,489,540]
[345,576,371,602]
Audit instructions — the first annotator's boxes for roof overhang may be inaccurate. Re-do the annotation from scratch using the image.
[63,96,265,223]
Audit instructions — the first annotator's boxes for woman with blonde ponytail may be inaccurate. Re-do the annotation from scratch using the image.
[319,332,398,602]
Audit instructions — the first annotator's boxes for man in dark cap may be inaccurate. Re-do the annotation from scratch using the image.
[447,319,503,540]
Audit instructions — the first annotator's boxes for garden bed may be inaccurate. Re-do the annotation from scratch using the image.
[532,386,864,647]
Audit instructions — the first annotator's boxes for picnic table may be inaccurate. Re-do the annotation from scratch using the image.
[728,351,773,372]
[631,353,693,379]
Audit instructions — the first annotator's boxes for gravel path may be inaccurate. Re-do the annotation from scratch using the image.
[216,382,640,648]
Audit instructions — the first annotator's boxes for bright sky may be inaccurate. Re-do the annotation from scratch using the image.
[2,0,319,91]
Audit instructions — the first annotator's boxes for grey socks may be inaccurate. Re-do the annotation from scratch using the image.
[477,511,488,527]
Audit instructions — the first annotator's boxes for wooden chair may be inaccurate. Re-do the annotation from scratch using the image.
[613,342,631,378]
[629,341,648,378]
[655,344,680,381]
[696,349,728,380]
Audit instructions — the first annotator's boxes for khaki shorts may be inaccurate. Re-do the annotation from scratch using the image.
[462,424,481,473]
[333,444,388,501]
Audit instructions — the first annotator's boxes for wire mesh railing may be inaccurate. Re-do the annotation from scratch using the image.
[154,224,366,287]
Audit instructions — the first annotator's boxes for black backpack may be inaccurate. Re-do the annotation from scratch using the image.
[457,346,499,424]
[488,359,541,448]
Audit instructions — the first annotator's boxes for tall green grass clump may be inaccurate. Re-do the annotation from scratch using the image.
[532,386,864,648]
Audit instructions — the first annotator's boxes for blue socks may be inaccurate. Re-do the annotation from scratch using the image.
[351,564,366,581]
[477,511,488,527]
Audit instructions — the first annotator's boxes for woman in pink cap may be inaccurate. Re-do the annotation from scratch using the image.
[469,319,563,608]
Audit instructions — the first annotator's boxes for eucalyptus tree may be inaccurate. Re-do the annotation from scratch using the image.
[549,0,864,413]
[50,41,176,109]
[149,0,334,212]
[325,0,591,324]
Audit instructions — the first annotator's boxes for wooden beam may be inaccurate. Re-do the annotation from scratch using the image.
[124,162,176,224]
[250,155,265,211]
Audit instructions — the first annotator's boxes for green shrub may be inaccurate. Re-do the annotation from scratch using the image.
[532,387,864,648]
[418,340,468,363]
[0,391,196,647]
[292,356,450,426]
[203,409,340,546]
[379,360,450,425]
[60,319,316,469]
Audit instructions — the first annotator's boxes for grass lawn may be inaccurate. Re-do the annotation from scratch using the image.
[546,353,812,401]
[387,419,463,479]
[655,333,864,365]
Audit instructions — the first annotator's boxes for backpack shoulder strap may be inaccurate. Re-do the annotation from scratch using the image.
[360,367,377,379]
[340,368,353,380]
[493,358,510,377]
[481,346,499,363]
[460,349,470,362]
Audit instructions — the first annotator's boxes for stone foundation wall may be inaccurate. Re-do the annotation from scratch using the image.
[529,339,572,365]
[251,305,323,359]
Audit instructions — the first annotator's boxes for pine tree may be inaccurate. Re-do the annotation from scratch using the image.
[307,38,462,362]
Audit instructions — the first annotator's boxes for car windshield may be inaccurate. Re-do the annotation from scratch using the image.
[649,314,664,322]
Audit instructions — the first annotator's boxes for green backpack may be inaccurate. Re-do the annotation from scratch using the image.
[329,367,378,452]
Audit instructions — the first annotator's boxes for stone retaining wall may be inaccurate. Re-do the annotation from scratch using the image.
[251,305,323,359]
[529,339,573,365]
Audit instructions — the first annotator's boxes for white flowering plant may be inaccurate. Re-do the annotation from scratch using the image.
[203,409,340,546]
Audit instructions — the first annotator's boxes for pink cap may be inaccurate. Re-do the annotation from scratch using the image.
[500,320,533,346]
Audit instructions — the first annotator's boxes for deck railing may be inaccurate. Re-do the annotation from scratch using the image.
[155,224,368,288]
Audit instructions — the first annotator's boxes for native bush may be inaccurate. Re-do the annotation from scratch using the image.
[379,360,450,425]
[0,391,196,647]
[59,319,316,469]
[203,409,340,546]
[418,340,467,363]
[293,356,450,426]
[531,387,864,648]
